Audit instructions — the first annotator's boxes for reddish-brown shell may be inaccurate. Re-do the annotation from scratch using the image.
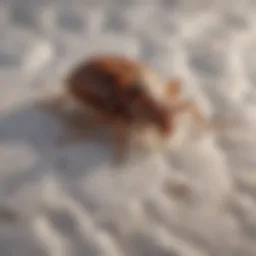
[64,55,172,135]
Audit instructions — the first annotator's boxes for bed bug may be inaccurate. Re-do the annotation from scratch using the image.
[53,54,208,163]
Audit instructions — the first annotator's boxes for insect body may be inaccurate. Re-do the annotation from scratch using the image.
[57,54,206,163]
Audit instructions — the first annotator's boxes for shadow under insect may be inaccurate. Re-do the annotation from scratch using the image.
[0,99,116,180]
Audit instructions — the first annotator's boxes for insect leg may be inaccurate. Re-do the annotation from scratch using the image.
[171,99,208,128]
[112,120,129,165]
[166,79,181,99]
[55,112,105,147]
[171,99,232,132]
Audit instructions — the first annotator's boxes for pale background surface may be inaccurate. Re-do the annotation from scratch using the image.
[1,0,256,255]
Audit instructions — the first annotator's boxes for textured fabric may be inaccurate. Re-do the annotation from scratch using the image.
[0,0,256,255]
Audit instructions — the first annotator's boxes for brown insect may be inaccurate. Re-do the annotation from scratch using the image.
[52,54,208,163]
